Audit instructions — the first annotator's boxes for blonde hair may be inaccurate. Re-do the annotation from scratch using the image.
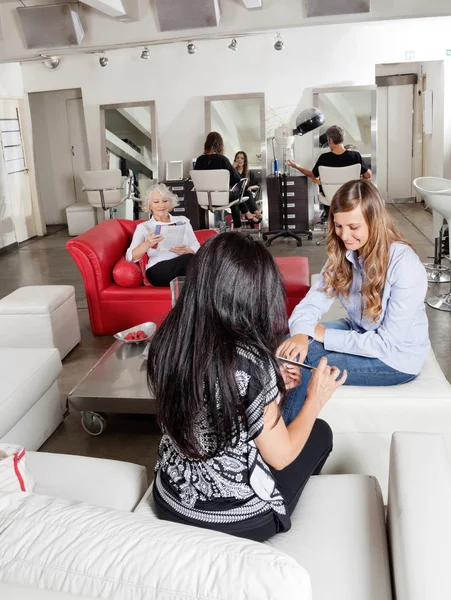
[322,180,412,321]
[142,183,180,213]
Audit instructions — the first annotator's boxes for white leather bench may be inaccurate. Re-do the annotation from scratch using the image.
[311,275,451,500]
[0,285,81,360]
[0,347,63,450]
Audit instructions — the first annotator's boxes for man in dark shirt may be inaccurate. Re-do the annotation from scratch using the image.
[288,125,372,184]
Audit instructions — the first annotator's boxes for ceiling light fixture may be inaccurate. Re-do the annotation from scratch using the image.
[187,41,197,55]
[141,46,150,60]
[40,54,60,70]
[274,33,284,51]
[228,38,237,51]
[99,52,108,67]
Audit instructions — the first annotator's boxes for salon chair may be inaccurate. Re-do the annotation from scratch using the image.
[81,169,134,220]
[190,170,248,231]
[413,177,451,311]
[315,164,361,245]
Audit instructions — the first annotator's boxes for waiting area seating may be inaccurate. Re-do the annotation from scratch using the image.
[0,433,448,599]
[66,219,310,335]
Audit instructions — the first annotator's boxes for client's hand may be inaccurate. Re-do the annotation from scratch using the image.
[287,160,299,170]
[146,232,164,248]
[279,363,301,391]
[170,245,195,255]
[277,334,309,364]
[305,357,347,412]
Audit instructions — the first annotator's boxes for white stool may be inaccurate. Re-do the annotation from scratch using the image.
[0,286,81,359]
[66,204,96,236]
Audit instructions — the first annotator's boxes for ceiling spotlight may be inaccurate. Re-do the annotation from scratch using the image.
[187,41,197,55]
[99,52,108,67]
[228,38,237,51]
[274,33,284,51]
[141,47,150,60]
[41,55,60,70]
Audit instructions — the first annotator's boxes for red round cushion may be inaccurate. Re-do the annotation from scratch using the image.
[112,256,143,287]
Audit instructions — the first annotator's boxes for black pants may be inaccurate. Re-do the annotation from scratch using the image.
[154,419,332,542]
[146,255,193,287]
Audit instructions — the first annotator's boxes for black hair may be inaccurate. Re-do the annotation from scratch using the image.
[147,232,287,459]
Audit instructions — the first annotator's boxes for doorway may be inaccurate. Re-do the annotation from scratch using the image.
[28,89,90,225]
[375,61,444,203]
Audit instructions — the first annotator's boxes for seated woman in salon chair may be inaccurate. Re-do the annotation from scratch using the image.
[126,183,199,287]
[194,132,261,231]
[233,150,262,221]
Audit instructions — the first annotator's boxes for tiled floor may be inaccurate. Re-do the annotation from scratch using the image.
[1,203,449,476]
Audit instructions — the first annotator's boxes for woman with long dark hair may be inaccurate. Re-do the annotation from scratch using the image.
[233,150,262,219]
[194,132,260,230]
[148,232,346,541]
[279,179,430,423]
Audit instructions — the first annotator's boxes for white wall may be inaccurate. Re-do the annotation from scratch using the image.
[19,16,451,191]
[28,89,83,224]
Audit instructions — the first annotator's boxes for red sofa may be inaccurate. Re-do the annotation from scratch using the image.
[67,219,310,335]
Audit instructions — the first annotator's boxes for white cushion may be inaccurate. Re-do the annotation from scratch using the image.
[0,492,311,600]
[265,475,392,600]
[0,286,75,315]
[0,348,62,439]
[27,451,148,512]
[388,432,451,600]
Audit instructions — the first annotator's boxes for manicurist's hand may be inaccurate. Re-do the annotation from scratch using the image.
[305,356,347,412]
[279,362,301,391]
[277,334,309,363]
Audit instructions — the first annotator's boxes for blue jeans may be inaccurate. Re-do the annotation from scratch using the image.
[283,319,417,425]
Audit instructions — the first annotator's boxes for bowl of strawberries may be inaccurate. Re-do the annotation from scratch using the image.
[113,322,156,344]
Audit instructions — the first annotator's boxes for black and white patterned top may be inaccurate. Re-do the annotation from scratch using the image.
[154,345,289,529]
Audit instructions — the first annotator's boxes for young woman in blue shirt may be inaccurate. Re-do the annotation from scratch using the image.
[278,179,430,423]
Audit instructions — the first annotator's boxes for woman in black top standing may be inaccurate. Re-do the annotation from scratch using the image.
[233,150,262,220]
[195,132,260,231]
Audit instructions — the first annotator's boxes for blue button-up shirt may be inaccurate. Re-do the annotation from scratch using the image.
[289,242,430,374]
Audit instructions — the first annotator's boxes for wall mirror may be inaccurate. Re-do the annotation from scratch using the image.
[205,93,267,222]
[100,101,158,217]
[312,86,376,182]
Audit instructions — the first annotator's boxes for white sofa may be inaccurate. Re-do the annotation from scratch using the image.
[0,346,63,450]
[0,435,442,600]
[312,277,451,500]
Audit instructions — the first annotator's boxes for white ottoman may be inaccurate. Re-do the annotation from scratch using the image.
[309,274,451,500]
[66,203,96,236]
[0,286,81,359]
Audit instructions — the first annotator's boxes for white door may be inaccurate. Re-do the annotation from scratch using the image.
[66,98,90,204]
[387,84,414,202]
[0,99,36,244]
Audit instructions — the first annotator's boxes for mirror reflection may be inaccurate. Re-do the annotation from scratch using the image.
[314,88,375,172]
[100,101,158,219]
[205,94,267,227]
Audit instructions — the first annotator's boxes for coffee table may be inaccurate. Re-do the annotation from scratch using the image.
[68,340,155,435]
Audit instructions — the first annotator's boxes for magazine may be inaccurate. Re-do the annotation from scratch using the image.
[155,222,186,251]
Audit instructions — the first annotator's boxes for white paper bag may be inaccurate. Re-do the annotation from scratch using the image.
[0,443,34,492]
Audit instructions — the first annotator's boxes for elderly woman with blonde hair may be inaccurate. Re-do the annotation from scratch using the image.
[126,183,200,286]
